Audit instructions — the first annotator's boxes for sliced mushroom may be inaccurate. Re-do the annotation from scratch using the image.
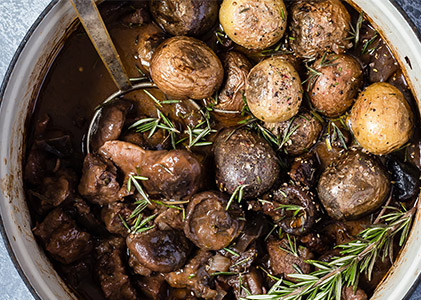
[127,228,191,273]
[184,191,245,250]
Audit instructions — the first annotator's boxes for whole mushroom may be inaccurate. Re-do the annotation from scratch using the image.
[350,82,413,155]
[150,0,218,36]
[214,128,280,198]
[317,150,390,220]
[150,36,224,99]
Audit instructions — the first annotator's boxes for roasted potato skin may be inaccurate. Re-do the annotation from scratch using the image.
[290,0,351,58]
[150,0,218,36]
[265,112,322,155]
[150,36,224,99]
[214,128,280,199]
[350,82,413,155]
[219,0,287,50]
[309,54,363,117]
[245,57,303,123]
[317,150,390,220]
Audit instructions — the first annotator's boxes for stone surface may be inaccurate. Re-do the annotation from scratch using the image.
[0,0,420,299]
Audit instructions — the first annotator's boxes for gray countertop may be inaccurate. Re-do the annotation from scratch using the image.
[0,0,420,299]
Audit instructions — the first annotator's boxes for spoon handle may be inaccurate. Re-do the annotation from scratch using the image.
[70,0,132,91]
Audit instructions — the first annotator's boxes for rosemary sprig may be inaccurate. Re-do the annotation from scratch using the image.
[127,174,151,220]
[276,204,305,218]
[224,247,241,257]
[244,205,416,300]
[279,119,300,150]
[279,234,299,257]
[151,199,187,221]
[178,119,216,148]
[131,213,157,233]
[325,120,348,151]
[362,31,379,55]
[129,108,179,149]
[226,184,248,210]
[346,11,364,47]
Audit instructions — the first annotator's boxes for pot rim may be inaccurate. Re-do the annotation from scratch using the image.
[0,1,420,299]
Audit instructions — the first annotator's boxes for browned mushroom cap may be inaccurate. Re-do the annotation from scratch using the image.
[150,36,224,99]
[127,228,191,273]
[214,128,280,199]
[184,191,245,250]
[136,23,166,74]
[308,54,363,117]
[246,57,303,123]
[213,51,253,126]
[150,0,218,36]
[219,0,287,50]
[317,150,390,220]
[290,0,351,59]
[261,185,316,235]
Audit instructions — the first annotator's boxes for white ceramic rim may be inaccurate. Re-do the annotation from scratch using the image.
[0,1,420,299]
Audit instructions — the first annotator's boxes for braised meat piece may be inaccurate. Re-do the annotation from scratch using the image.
[266,237,314,280]
[99,141,203,200]
[33,208,93,264]
[166,250,220,299]
[95,237,138,300]
[90,99,132,151]
[134,274,168,300]
[78,153,121,205]
[101,202,133,237]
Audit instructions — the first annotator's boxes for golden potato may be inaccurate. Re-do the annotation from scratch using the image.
[219,0,287,50]
[350,82,413,155]
[245,57,303,123]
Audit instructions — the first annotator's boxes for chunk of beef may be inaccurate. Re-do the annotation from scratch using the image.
[342,286,368,300]
[91,99,132,151]
[266,237,313,280]
[154,207,184,231]
[78,153,122,205]
[166,250,220,299]
[33,208,93,264]
[24,147,49,185]
[128,251,152,276]
[134,274,168,300]
[101,202,133,237]
[224,267,264,299]
[95,237,138,300]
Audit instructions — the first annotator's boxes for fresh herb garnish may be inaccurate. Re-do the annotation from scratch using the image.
[362,31,379,55]
[347,11,364,47]
[226,184,248,210]
[244,205,416,300]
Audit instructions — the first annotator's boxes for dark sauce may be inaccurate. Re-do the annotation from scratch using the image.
[25,1,420,299]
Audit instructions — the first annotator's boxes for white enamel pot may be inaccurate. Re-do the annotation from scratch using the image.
[0,0,420,299]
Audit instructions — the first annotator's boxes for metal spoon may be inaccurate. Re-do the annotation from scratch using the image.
[69,0,154,153]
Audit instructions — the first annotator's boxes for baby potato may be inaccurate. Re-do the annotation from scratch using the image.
[309,54,363,117]
[245,57,303,123]
[150,36,224,99]
[219,0,287,50]
[350,82,413,155]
